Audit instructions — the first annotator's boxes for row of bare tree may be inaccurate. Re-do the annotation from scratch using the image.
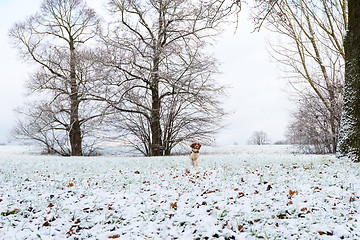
[10,0,238,156]
[11,0,360,160]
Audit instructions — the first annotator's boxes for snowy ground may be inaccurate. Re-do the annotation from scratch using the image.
[0,145,359,239]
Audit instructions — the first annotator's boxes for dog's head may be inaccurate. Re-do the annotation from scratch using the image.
[190,142,201,150]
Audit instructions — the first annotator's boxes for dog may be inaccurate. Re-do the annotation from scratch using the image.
[190,142,202,167]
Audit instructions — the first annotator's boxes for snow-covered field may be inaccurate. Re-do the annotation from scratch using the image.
[0,145,359,239]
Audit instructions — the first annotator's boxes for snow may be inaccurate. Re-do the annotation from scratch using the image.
[1,145,360,239]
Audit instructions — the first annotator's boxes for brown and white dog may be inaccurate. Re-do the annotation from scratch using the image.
[190,142,202,167]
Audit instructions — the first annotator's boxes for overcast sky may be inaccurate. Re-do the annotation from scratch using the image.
[0,0,293,145]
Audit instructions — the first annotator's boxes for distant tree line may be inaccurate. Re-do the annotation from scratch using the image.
[10,0,238,156]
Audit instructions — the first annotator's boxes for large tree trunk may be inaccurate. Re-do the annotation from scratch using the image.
[69,39,82,156]
[337,0,360,161]
[150,88,163,156]
[150,52,163,156]
[149,10,165,157]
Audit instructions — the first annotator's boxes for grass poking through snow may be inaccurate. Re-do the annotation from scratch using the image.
[0,145,359,239]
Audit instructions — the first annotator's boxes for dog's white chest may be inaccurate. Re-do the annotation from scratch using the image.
[190,152,199,161]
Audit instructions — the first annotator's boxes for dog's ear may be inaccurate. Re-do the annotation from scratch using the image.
[198,143,202,149]
[190,143,196,148]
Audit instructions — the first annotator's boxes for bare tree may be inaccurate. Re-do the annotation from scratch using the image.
[248,131,270,145]
[252,0,346,153]
[286,93,342,153]
[13,101,72,156]
[92,0,235,156]
[9,0,103,156]
[12,95,107,156]
[234,0,360,160]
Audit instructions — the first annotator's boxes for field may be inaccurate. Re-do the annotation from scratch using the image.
[0,145,359,239]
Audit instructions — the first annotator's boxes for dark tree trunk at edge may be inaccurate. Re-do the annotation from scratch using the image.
[337,0,360,161]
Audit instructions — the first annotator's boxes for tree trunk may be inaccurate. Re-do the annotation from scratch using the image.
[150,52,163,156]
[337,0,360,161]
[150,90,163,156]
[69,39,82,156]
[328,86,338,154]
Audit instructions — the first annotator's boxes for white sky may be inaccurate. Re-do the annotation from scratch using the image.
[0,0,293,145]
